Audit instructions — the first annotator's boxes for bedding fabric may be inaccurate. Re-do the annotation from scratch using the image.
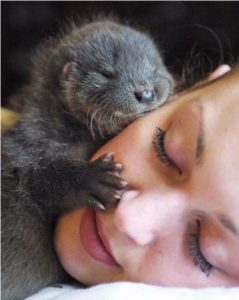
[25,282,239,300]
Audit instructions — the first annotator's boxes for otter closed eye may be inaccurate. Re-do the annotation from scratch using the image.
[98,70,115,79]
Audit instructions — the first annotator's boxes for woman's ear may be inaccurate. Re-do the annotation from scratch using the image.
[170,64,232,101]
[206,64,231,82]
[194,65,232,87]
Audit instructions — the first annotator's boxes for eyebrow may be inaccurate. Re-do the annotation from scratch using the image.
[217,214,239,238]
[194,210,239,239]
[193,105,239,238]
[195,102,205,162]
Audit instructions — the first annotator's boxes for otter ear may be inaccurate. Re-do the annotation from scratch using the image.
[206,64,231,82]
[62,62,78,79]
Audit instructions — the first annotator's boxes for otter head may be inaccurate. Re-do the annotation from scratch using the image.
[60,21,174,139]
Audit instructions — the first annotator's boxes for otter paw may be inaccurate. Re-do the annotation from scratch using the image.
[84,153,127,210]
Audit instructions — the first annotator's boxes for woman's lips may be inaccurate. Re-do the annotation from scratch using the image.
[80,210,119,267]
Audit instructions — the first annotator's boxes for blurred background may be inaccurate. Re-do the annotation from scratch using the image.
[2,1,239,106]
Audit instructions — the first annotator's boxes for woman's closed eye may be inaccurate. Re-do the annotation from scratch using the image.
[152,127,182,175]
[188,220,213,276]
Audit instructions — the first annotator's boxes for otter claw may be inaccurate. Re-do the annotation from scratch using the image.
[101,152,114,162]
[93,200,106,211]
[115,163,123,172]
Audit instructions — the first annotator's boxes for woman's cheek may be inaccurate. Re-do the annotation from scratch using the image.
[90,125,133,162]
[90,116,146,166]
[90,117,161,191]
[90,108,162,162]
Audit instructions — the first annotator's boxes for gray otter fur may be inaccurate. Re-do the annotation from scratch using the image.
[2,20,174,300]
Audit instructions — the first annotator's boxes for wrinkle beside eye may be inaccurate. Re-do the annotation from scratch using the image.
[200,219,239,278]
[164,100,204,176]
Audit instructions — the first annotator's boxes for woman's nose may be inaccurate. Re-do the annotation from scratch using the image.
[114,189,187,247]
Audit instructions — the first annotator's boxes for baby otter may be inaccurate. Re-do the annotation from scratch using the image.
[2,20,174,300]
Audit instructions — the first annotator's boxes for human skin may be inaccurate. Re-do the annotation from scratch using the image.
[54,65,239,288]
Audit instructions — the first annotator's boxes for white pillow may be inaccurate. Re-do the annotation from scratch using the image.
[25,282,239,300]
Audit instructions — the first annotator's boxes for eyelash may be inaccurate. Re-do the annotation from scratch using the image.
[152,127,181,174]
[188,220,213,276]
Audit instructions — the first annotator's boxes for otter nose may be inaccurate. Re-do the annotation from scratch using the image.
[134,89,155,103]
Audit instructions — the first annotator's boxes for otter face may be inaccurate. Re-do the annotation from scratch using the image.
[61,22,174,137]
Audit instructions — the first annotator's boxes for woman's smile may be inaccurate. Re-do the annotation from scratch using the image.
[80,210,120,267]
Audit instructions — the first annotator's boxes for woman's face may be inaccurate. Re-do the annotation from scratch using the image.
[54,66,239,287]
